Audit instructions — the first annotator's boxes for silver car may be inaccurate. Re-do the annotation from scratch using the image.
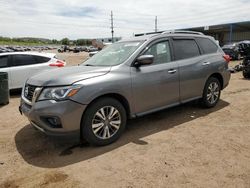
[20,31,231,146]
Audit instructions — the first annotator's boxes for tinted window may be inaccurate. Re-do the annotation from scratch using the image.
[144,41,171,64]
[173,39,200,60]
[34,56,50,63]
[0,56,8,68]
[12,55,37,66]
[196,38,218,54]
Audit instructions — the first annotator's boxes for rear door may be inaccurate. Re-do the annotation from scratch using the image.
[9,54,39,89]
[131,39,180,114]
[30,55,52,73]
[172,38,210,102]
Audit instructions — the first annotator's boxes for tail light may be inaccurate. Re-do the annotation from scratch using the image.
[49,60,65,67]
[223,54,230,63]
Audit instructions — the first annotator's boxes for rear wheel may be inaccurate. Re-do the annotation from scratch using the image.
[201,77,221,108]
[81,97,127,146]
[243,70,249,78]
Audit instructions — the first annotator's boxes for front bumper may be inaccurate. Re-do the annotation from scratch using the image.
[20,98,87,137]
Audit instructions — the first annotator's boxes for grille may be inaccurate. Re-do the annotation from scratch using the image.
[24,85,37,101]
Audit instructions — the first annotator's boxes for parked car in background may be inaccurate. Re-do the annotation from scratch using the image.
[73,46,87,53]
[239,41,250,78]
[238,41,250,57]
[0,52,66,89]
[222,43,241,60]
[89,51,99,57]
[242,56,250,78]
[58,45,69,53]
[87,46,98,52]
[73,47,82,53]
[0,47,14,53]
[20,31,230,146]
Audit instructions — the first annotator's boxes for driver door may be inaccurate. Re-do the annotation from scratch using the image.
[131,39,180,115]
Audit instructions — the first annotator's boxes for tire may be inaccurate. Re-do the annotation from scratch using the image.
[81,97,127,146]
[201,77,221,108]
[243,71,249,78]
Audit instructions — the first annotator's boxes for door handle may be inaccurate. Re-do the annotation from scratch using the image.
[202,62,211,66]
[168,69,177,74]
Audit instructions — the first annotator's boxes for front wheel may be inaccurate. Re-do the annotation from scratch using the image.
[81,97,127,146]
[201,77,221,108]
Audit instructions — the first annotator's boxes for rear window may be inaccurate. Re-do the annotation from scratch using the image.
[12,55,37,66]
[12,55,50,66]
[196,38,218,54]
[0,56,8,68]
[34,56,50,63]
[173,39,200,60]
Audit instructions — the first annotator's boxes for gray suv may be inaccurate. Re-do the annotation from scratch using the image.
[20,31,231,146]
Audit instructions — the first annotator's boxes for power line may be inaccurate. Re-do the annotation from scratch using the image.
[155,16,158,32]
[111,11,114,43]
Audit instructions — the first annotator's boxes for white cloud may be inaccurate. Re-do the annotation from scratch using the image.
[0,0,249,39]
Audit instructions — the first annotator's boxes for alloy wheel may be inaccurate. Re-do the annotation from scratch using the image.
[91,106,121,139]
[206,82,220,104]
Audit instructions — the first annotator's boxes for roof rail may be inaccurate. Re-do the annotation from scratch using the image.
[134,31,162,37]
[161,30,204,35]
[134,30,204,37]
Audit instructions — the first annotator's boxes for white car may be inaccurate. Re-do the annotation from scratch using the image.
[0,52,66,89]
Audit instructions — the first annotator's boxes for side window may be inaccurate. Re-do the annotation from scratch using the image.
[144,41,171,64]
[196,38,218,54]
[0,56,8,68]
[173,39,200,60]
[34,56,50,64]
[12,55,37,66]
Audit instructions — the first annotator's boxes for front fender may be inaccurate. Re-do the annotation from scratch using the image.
[70,71,134,112]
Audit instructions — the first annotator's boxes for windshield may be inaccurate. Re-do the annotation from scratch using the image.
[81,41,142,66]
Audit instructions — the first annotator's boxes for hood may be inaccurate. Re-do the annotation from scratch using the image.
[27,65,111,86]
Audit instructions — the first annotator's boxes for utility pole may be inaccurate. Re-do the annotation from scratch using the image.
[111,11,114,43]
[155,16,158,32]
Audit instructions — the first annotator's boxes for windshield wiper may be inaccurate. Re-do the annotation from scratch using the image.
[85,64,94,66]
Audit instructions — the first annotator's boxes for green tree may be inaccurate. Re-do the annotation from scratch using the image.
[0,36,11,42]
[86,39,92,46]
[76,39,86,46]
[61,38,70,45]
[51,39,58,44]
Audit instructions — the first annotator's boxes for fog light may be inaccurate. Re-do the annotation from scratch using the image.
[41,116,62,128]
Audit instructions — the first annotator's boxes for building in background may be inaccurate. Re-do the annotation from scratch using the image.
[186,21,250,46]
[135,21,250,46]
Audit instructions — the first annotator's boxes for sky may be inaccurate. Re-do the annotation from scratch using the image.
[0,0,250,40]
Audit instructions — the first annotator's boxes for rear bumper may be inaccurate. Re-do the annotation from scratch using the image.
[20,98,87,137]
[222,69,231,90]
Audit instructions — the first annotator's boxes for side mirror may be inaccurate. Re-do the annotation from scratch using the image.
[134,55,154,67]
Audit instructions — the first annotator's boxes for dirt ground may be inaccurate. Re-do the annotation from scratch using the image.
[0,53,250,188]
[55,51,89,66]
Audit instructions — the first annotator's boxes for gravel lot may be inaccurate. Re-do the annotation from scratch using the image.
[0,53,250,188]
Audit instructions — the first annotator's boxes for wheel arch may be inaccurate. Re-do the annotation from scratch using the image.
[79,93,131,140]
[207,73,224,89]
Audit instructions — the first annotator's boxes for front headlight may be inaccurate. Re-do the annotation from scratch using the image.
[38,85,81,101]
